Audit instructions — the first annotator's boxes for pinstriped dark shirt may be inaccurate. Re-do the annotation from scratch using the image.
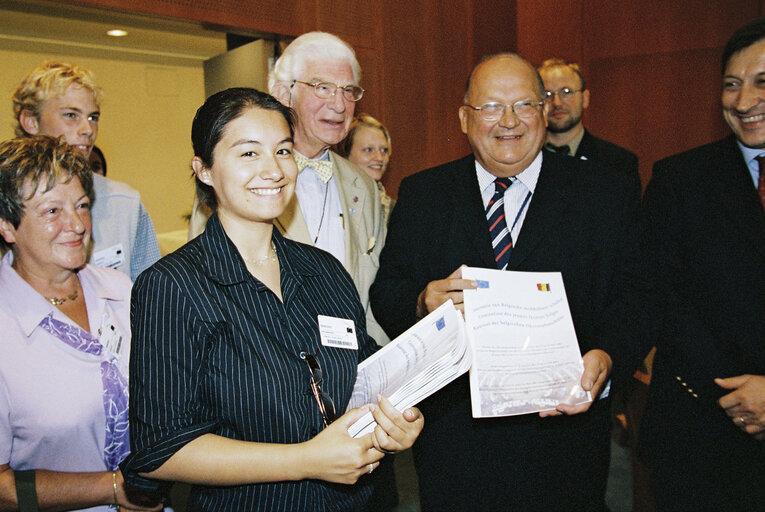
[121,214,378,511]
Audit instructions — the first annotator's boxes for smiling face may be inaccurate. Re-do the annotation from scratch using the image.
[722,38,765,148]
[0,176,91,275]
[459,56,548,177]
[348,125,390,181]
[289,58,356,158]
[539,65,589,134]
[194,106,298,228]
[22,85,100,157]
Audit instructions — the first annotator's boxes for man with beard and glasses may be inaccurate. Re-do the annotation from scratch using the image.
[538,59,639,190]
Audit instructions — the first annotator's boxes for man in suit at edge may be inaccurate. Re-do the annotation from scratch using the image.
[370,53,652,511]
[538,58,640,188]
[640,18,765,511]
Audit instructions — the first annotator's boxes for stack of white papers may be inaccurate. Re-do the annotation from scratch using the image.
[346,300,471,437]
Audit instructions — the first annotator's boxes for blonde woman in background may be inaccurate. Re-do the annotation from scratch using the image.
[337,113,395,223]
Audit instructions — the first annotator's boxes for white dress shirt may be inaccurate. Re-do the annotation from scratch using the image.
[294,149,346,266]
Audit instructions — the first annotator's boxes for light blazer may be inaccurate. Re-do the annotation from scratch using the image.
[275,151,388,345]
[370,151,651,511]
[641,135,765,509]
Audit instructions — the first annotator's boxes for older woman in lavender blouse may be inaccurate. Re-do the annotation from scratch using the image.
[0,136,159,511]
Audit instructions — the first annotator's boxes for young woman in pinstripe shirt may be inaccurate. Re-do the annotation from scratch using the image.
[122,88,422,511]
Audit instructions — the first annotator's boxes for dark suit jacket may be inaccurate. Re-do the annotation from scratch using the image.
[576,129,639,177]
[370,152,651,511]
[641,135,765,510]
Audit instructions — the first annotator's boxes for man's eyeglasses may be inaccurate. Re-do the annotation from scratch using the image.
[463,100,545,121]
[300,351,337,427]
[291,80,365,102]
[545,87,583,101]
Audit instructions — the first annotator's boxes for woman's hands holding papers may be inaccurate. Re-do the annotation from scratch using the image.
[369,395,424,453]
[539,349,613,417]
[304,405,385,484]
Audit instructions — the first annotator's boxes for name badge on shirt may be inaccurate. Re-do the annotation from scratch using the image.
[318,315,358,350]
[93,243,126,269]
[99,311,129,375]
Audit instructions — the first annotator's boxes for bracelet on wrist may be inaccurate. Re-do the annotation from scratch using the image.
[112,470,120,511]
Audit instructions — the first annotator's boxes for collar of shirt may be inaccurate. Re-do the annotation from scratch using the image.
[476,151,543,208]
[736,140,763,188]
[293,151,345,264]
[0,251,124,340]
[197,213,323,288]
[566,127,585,156]
[545,126,585,157]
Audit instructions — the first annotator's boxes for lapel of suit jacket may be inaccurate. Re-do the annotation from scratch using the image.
[446,155,497,269]
[713,136,765,258]
[508,152,572,268]
[573,129,592,160]
[331,152,366,274]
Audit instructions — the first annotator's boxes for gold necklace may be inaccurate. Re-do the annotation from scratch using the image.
[243,241,278,266]
[47,289,79,306]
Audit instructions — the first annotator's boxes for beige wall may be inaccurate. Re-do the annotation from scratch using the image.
[0,47,206,235]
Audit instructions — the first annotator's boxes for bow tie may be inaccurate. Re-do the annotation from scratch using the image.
[293,152,334,184]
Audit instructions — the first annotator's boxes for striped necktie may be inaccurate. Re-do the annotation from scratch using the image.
[294,152,334,184]
[756,155,765,211]
[486,177,515,270]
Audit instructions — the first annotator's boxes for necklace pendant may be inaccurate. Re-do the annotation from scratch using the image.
[46,289,79,306]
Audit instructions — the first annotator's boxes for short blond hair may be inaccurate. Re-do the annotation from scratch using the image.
[12,61,103,137]
[538,58,586,90]
[336,113,391,158]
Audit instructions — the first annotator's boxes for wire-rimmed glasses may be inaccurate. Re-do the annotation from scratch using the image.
[463,99,545,121]
[291,80,365,102]
[544,87,583,102]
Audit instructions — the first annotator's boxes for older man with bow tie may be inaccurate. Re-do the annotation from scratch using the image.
[267,32,388,348]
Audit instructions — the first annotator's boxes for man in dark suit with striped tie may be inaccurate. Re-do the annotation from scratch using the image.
[640,18,765,511]
[370,53,651,511]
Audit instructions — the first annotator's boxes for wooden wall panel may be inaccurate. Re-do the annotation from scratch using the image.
[71,0,307,36]
[377,0,433,192]
[516,0,583,67]
[423,0,476,168]
[316,0,376,50]
[352,46,381,123]
[472,2,518,64]
[588,48,728,188]
[582,0,758,59]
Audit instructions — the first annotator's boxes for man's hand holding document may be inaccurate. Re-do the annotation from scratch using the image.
[347,300,471,437]
[348,267,595,434]
[462,266,590,417]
